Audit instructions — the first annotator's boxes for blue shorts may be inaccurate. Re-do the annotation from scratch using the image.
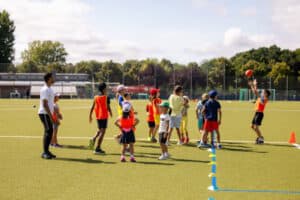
[170,116,182,129]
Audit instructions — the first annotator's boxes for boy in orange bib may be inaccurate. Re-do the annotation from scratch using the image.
[89,82,112,154]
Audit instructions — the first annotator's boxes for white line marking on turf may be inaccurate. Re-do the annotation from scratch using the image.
[0,135,292,145]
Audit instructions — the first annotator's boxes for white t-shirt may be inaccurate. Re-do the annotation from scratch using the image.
[158,114,170,133]
[38,84,55,114]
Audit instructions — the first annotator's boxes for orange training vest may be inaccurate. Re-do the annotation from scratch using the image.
[94,95,108,119]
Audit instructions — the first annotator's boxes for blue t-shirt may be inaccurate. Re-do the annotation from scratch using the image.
[118,95,124,107]
[204,99,221,121]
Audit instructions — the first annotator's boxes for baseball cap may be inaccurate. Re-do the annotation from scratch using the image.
[150,88,160,95]
[208,90,218,98]
[122,101,132,113]
[159,101,170,108]
[117,85,125,92]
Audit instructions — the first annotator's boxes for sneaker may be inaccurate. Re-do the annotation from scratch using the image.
[158,154,168,160]
[120,156,126,162]
[94,148,105,154]
[151,137,157,143]
[130,157,136,162]
[184,137,190,144]
[147,136,152,142]
[89,139,95,150]
[197,142,210,148]
[257,137,264,144]
[177,141,183,145]
[217,143,222,149]
[164,152,171,158]
[41,152,52,159]
[48,152,56,158]
[54,144,63,148]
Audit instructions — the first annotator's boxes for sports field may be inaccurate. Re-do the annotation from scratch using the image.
[0,99,300,200]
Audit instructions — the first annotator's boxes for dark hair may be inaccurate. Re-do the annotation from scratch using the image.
[124,93,129,98]
[174,85,183,93]
[265,89,271,97]
[98,82,107,93]
[122,111,130,118]
[44,73,53,83]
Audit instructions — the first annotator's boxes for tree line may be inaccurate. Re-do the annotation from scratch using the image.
[1,9,299,91]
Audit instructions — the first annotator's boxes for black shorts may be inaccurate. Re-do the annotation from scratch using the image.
[159,132,168,144]
[97,119,108,129]
[120,130,136,144]
[252,112,264,126]
[148,121,155,128]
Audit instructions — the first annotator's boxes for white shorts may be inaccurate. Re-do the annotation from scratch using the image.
[169,116,182,129]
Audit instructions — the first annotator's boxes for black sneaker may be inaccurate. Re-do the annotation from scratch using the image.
[151,137,158,143]
[41,153,52,159]
[48,152,56,159]
[94,148,105,154]
[256,137,264,144]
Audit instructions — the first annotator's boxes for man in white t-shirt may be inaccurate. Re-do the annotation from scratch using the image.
[38,73,56,159]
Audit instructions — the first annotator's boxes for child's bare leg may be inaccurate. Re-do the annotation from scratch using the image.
[216,130,221,143]
[160,143,167,154]
[168,128,173,142]
[185,130,189,138]
[121,144,127,156]
[176,128,181,141]
[93,131,100,141]
[201,130,208,143]
[96,128,106,148]
[129,143,134,155]
[51,129,58,144]
[252,125,262,137]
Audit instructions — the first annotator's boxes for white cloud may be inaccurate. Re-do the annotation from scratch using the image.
[271,0,300,35]
[241,7,257,17]
[190,0,228,16]
[0,0,145,63]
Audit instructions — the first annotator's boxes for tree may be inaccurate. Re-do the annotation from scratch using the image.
[269,62,291,85]
[0,10,15,71]
[21,40,68,72]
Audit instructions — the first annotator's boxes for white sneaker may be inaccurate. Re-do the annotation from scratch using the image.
[164,153,171,158]
[158,154,168,160]
[177,141,183,145]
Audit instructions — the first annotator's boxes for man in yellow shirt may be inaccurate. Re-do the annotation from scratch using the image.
[167,85,184,145]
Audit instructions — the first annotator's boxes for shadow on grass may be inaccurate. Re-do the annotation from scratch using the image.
[136,161,175,166]
[221,146,268,153]
[136,145,160,149]
[263,143,292,148]
[62,145,89,150]
[55,157,116,164]
[170,158,210,163]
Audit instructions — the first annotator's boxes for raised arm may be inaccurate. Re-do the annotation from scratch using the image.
[249,79,259,97]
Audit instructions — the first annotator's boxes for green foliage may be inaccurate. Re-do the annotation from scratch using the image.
[20,40,68,72]
[269,62,291,85]
[0,10,15,70]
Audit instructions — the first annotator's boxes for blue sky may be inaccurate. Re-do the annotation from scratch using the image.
[0,0,299,63]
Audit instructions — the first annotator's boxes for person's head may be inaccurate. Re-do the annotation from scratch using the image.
[124,93,131,100]
[263,89,271,99]
[183,96,189,104]
[44,73,54,85]
[208,90,218,99]
[54,93,60,102]
[159,101,170,114]
[201,93,209,101]
[174,85,183,96]
[98,82,107,95]
[117,85,125,95]
[122,101,132,118]
[150,88,160,98]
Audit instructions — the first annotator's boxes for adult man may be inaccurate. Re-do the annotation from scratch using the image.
[38,73,56,159]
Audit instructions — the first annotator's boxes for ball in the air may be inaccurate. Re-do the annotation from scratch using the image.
[33,105,36,108]
[245,69,253,78]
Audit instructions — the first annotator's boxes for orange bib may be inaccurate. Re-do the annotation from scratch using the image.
[94,95,108,119]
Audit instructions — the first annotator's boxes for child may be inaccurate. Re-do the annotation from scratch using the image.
[180,96,190,144]
[249,79,270,144]
[150,88,161,142]
[158,101,171,160]
[200,90,222,149]
[51,93,63,147]
[196,93,209,147]
[168,85,184,145]
[146,96,156,142]
[116,84,125,117]
[115,102,139,162]
[89,82,113,154]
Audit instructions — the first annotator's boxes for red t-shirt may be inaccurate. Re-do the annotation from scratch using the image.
[146,103,155,122]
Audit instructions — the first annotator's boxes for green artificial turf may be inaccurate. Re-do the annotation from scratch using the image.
[0,99,300,200]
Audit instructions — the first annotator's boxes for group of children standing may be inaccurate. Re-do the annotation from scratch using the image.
[86,79,270,162]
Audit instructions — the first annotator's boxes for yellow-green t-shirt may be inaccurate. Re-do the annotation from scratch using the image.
[168,94,184,117]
